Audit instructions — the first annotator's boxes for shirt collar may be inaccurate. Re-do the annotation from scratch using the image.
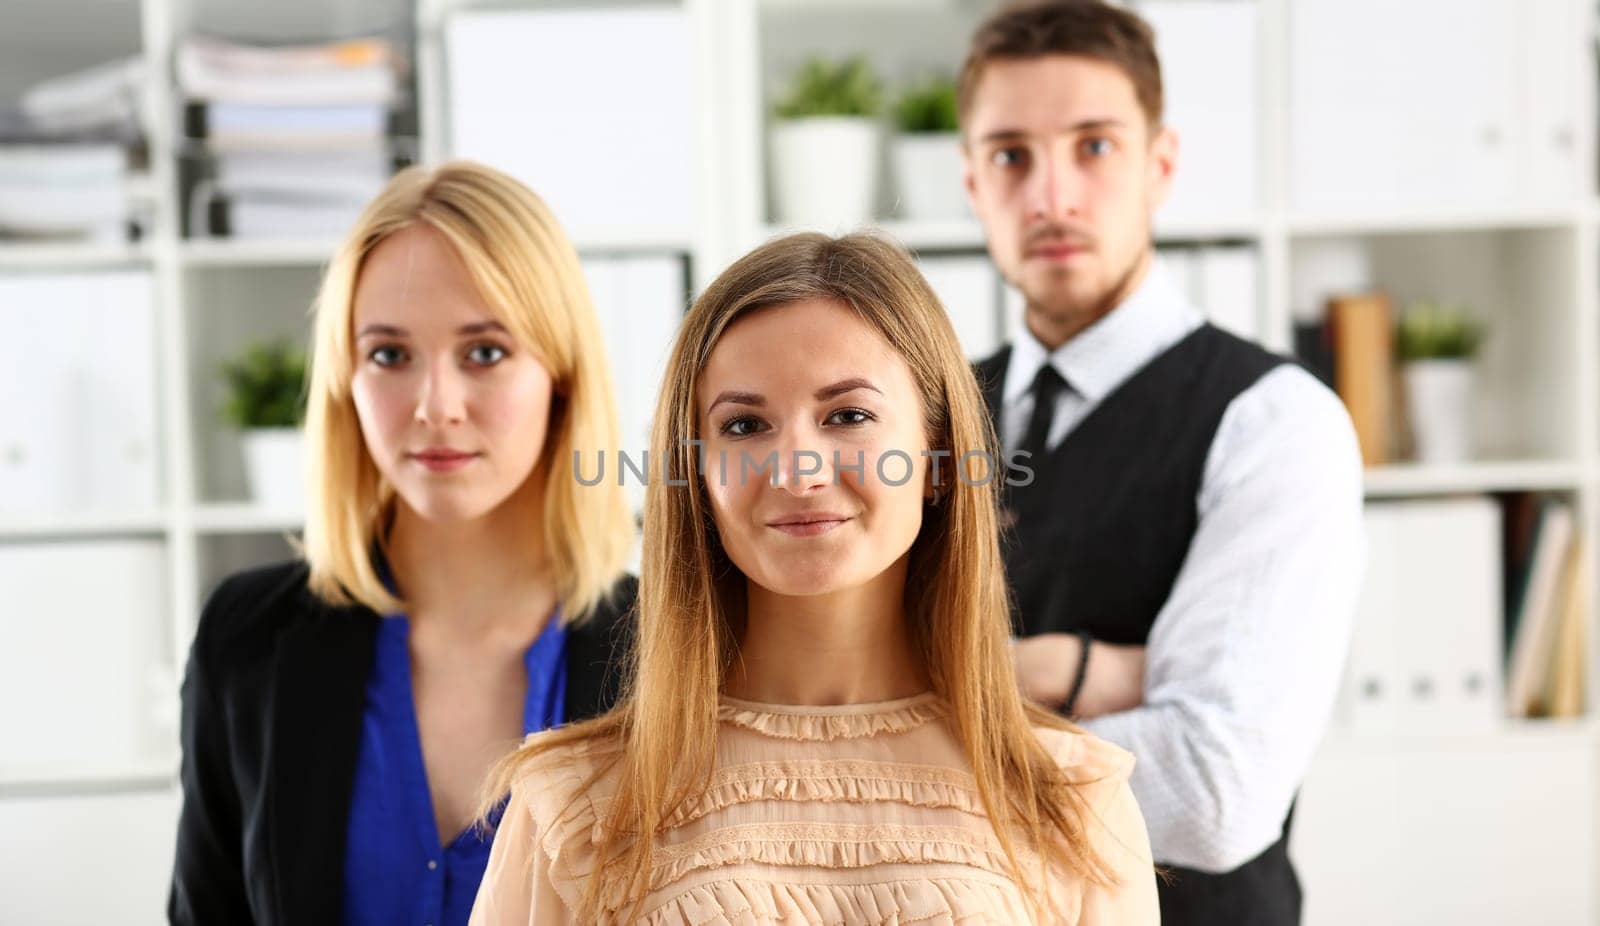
[1003,260,1204,406]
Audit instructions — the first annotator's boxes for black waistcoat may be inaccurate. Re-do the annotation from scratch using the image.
[976,324,1303,926]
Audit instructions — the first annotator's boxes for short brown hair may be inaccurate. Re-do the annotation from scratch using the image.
[957,0,1164,131]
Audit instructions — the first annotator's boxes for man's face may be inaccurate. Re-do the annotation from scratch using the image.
[963,55,1177,337]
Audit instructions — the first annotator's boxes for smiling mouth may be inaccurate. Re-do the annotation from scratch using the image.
[768,516,851,537]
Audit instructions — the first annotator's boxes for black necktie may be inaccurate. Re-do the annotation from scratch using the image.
[1017,364,1067,463]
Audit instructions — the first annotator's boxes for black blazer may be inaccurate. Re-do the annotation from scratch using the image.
[168,560,638,925]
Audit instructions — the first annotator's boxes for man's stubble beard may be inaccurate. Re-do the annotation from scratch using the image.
[1020,246,1151,341]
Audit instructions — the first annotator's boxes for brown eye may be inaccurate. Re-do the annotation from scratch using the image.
[827,408,874,426]
[720,416,764,437]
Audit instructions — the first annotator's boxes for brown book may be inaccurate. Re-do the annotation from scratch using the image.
[1327,291,1395,466]
[1546,536,1588,718]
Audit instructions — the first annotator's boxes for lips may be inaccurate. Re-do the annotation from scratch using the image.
[409,448,478,472]
[767,512,852,538]
[1028,240,1089,260]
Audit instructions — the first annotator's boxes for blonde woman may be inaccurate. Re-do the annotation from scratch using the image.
[470,233,1157,924]
[169,162,638,926]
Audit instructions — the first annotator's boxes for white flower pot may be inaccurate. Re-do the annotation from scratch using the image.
[1403,360,1475,463]
[770,117,880,230]
[240,427,305,510]
[891,132,969,220]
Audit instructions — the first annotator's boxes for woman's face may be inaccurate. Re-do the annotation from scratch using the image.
[696,298,931,598]
[349,223,555,524]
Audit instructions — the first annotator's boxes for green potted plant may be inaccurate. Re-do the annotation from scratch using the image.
[770,55,883,228]
[220,340,308,508]
[890,74,968,220]
[1395,301,1487,463]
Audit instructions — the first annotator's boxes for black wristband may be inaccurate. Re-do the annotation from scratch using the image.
[1062,628,1093,718]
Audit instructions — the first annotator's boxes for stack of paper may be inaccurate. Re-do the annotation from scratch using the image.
[177,36,400,239]
[0,146,129,242]
[0,57,145,241]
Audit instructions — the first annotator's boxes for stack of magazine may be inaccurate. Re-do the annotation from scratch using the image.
[0,57,148,242]
[178,35,402,239]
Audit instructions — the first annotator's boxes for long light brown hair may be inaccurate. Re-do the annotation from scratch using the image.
[485,232,1113,919]
[301,160,634,621]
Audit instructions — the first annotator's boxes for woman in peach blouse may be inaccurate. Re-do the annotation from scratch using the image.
[470,233,1159,924]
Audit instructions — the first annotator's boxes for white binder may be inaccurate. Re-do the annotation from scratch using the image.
[581,256,684,513]
[1197,245,1261,343]
[1346,498,1502,735]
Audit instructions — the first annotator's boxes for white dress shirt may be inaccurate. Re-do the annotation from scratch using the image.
[1002,264,1365,874]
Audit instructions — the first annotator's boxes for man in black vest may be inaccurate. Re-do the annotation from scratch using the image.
[957,3,1364,924]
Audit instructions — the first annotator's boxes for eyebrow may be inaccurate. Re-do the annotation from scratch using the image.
[355,320,509,338]
[977,119,1128,144]
[707,378,882,413]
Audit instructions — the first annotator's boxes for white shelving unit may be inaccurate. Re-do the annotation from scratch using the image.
[3,0,1600,922]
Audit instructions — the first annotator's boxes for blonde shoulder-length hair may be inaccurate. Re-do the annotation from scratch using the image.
[486,232,1114,919]
[301,159,634,621]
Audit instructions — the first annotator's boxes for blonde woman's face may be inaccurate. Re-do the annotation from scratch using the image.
[349,224,555,524]
[696,298,931,598]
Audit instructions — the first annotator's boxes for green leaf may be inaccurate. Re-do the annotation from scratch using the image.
[219,341,309,428]
[1395,300,1487,361]
[774,56,882,119]
[893,75,959,134]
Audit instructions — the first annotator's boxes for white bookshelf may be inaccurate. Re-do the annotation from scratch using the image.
[3,0,1600,922]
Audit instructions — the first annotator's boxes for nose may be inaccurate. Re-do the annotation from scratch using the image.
[1027,141,1081,223]
[771,425,832,496]
[414,357,467,427]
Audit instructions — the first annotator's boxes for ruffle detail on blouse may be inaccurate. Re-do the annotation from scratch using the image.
[642,822,1031,899]
[658,759,986,828]
[717,692,946,741]
[641,875,1040,925]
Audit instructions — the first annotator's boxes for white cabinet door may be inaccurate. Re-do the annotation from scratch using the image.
[1136,1,1260,222]
[1289,0,1519,212]
[1295,738,1595,926]
[0,272,159,513]
[1519,0,1584,204]
[0,281,62,510]
[0,789,180,925]
[0,539,170,774]
[446,7,697,243]
[916,256,1001,360]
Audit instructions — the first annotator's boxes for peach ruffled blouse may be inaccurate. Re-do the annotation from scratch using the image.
[468,692,1158,924]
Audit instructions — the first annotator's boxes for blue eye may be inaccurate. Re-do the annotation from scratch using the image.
[1083,137,1115,157]
[467,343,507,366]
[368,345,407,367]
[991,147,1027,168]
